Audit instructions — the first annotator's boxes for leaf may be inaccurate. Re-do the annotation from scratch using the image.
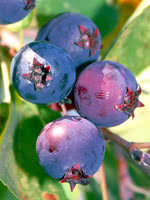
[36,0,119,38]
[0,87,76,200]
[0,181,18,200]
[103,0,150,75]
[0,103,10,143]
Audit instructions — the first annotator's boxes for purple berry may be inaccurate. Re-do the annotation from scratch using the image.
[74,60,144,127]
[36,116,105,191]
[36,13,102,69]
[10,41,76,104]
[0,0,35,24]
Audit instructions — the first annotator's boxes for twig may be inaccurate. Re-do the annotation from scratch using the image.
[100,128,150,168]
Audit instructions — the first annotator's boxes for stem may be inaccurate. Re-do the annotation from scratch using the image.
[100,128,131,151]
[60,104,68,116]
[100,128,150,153]
[100,163,109,200]
[101,128,150,169]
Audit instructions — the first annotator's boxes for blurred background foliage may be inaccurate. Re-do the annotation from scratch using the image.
[0,0,150,200]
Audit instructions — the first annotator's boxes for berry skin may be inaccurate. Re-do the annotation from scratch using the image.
[74,60,144,127]
[36,12,102,69]
[10,41,76,104]
[36,116,105,191]
[0,0,35,24]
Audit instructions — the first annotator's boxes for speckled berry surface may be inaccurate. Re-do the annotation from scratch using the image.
[0,0,35,24]
[36,12,102,69]
[74,60,144,127]
[10,41,76,104]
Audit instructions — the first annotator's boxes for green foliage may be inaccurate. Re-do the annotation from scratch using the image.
[36,0,119,38]
[104,3,150,75]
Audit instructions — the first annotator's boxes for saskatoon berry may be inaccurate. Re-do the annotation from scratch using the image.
[74,60,144,127]
[36,12,102,69]
[10,41,76,104]
[0,0,35,24]
[36,116,105,191]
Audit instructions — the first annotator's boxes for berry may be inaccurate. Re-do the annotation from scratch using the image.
[74,60,144,127]
[0,0,35,24]
[36,12,102,69]
[36,116,105,191]
[10,41,76,104]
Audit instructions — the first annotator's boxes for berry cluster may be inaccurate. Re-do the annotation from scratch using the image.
[5,5,144,192]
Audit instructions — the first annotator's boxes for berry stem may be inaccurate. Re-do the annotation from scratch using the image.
[60,103,68,116]
[100,163,109,200]
[101,128,150,152]
[100,128,130,151]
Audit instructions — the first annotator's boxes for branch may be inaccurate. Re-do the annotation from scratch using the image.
[100,128,150,169]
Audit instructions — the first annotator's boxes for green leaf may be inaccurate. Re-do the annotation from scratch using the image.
[6,10,34,32]
[0,181,18,200]
[103,0,150,75]
[0,87,76,200]
[36,0,119,38]
[0,103,10,143]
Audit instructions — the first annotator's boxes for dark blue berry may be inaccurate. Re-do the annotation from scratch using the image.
[36,13,102,69]
[0,0,35,24]
[36,116,105,191]
[10,41,76,104]
[74,60,144,127]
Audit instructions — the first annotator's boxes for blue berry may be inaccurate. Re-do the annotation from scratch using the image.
[10,41,76,104]
[36,13,102,69]
[36,116,105,191]
[0,0,35,24]
[74,60,144,127]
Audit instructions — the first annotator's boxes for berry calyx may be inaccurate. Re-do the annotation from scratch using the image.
[75,25,100,56]
[60,164,91,192]
[24,0,35,10]
[22,57,52,90]
[115,85,144,119]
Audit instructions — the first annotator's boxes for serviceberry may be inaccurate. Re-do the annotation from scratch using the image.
[36,12,102,69]
[74,60,144,127]
[0,0,35,24]
[10,41,76,104]
[36,116,105,191]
